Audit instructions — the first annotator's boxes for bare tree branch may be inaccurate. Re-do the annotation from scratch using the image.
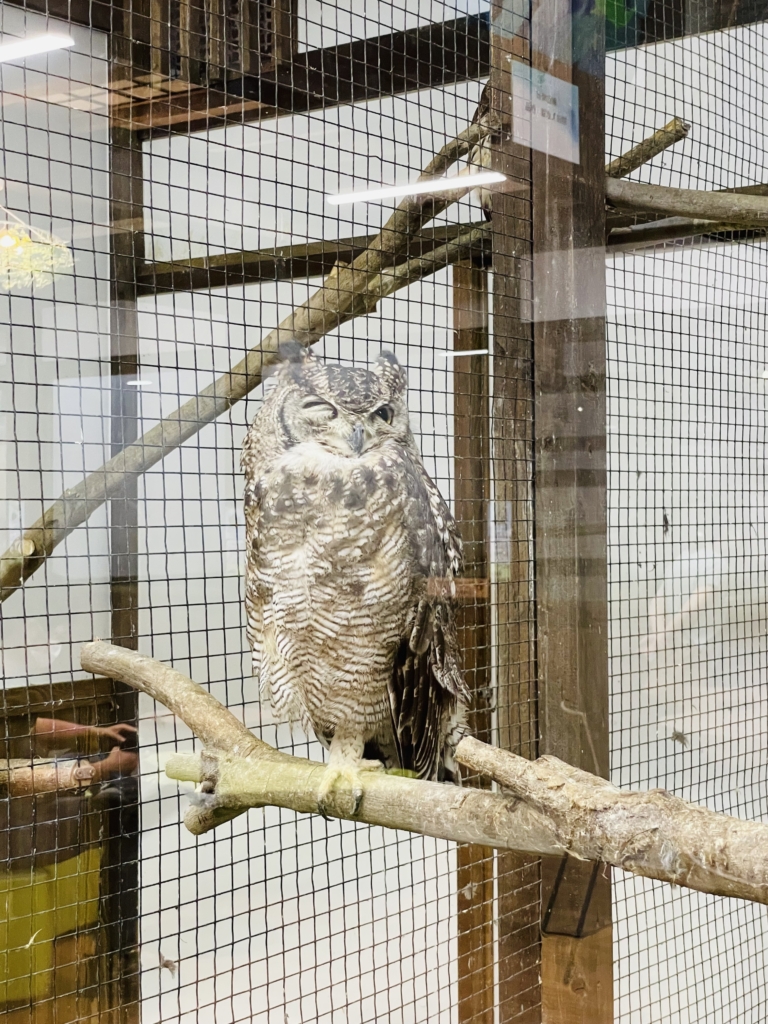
[80,641,768,907]
[606,178,768,225]
[606,116,690,180]
[456,736,768,906]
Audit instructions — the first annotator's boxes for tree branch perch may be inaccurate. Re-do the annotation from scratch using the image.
[80,641,768,907]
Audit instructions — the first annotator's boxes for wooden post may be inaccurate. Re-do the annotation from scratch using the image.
[105,19,146,1012]
[530,0,613,1019]
[454,263,494,1024]
[488,4,542,1021]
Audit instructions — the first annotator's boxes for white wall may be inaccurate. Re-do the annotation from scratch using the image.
[143,81,484,261]
[607,22,768,1024]
[0,10,111,686]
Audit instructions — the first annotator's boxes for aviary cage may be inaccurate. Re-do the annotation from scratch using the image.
[1,1,768,1022]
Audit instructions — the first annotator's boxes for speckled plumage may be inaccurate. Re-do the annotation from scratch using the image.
[241,347,468,783]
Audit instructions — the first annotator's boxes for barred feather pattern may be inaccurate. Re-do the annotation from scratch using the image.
[241,348,468,781]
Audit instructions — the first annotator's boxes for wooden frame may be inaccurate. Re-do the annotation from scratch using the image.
[530,0,613,1018]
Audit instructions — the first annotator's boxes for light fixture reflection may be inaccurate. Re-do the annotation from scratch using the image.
[0,214,73,290]
[0,33,75,65]
[439,349,489,359]
[327,171,506,206]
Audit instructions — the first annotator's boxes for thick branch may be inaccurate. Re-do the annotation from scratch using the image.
[80,640,562,847]
[606,116,689,179]
[456,736,768,906]
[80,640,269,759]
[170,747,564,848]
[81,642,768,907]
[606,177,768,225]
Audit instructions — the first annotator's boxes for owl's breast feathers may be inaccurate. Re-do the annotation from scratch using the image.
[242,439,468,781]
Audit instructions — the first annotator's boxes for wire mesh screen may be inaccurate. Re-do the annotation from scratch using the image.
[2,0,767,1021]
[0,1,540,1022]
[606,20,768,1024]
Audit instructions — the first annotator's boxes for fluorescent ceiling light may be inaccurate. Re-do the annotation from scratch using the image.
[327,171,506,206]
[439,349,489,359]
[0,33,75,64]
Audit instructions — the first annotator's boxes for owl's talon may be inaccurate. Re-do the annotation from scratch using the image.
[316,765,365,819]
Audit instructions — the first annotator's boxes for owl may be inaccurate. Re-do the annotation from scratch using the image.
[467,80,502,220]
[241,346,469,816]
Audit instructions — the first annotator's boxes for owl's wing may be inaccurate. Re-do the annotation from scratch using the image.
[386,453,469,781]
[243,476,265,666]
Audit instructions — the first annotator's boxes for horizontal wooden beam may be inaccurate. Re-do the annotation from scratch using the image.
[138,222,491,294]
[228,14,490,111]
[607,216,768,251]
[122,14,490,136]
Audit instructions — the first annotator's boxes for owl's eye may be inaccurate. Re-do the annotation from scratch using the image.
[301,397,337,420]
[373,404,394,425]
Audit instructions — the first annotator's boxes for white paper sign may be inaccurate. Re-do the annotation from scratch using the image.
[512,62,580,165]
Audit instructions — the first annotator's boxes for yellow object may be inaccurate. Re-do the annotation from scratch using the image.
[0,846,101,1006]
[0,217,73,290]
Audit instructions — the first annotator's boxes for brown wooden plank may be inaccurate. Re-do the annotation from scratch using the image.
[530,0,613,1015]
[109,124,142,657]
[453,263,494,1024]
[105,103,143,1021]
[137,223,489,295]
[541,927,613,1024]
[488,5,542,1021]
[117,13,491,136]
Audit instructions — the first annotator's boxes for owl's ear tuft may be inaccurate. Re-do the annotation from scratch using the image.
[277,341,313,364]
[375,350,407,394]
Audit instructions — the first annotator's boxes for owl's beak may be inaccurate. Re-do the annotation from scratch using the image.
[348,422,365,455]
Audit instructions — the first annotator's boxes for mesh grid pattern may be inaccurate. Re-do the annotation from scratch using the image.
[1,0,767,1021]
[606,21,768,1024]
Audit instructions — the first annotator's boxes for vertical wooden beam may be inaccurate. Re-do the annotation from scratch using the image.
[454,264,494,1024]
[488,4,542,1022]
[110,129,142,659]
[105,18,146,1011]
[530,0,613,1019]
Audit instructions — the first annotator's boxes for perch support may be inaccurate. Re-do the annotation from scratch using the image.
[81,641,768,907]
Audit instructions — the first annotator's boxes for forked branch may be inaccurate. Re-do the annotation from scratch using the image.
[81,641,768,907]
